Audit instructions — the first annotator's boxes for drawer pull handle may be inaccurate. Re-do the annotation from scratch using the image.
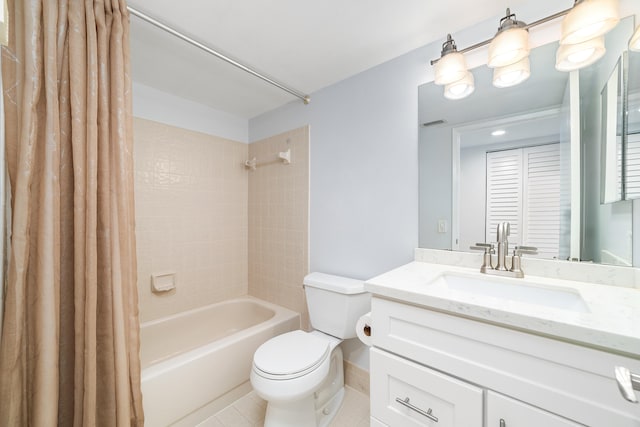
[615,366,640,403]
[395,397,439,422]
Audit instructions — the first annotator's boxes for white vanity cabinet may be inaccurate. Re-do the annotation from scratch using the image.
[368,297,640,427]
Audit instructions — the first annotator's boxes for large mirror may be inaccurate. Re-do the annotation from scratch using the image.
[600,55,625,204]
[625,49,640,199]
[419,15,635,266]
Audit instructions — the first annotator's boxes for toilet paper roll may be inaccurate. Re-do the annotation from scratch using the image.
[356,312,373,346]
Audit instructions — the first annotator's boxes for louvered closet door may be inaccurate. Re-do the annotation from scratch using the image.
[486,144,560,259]
[522,144,561,259]
[626,133,640,199]
[486,150,523,246]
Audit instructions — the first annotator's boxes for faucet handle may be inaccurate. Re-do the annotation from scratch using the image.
[514,245,538,256]
[470,243,495,253]
[471,243,495,272]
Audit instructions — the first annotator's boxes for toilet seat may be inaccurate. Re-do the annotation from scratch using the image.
[253,331,331,380]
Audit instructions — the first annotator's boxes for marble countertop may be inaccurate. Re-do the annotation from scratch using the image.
[365,261,640,357]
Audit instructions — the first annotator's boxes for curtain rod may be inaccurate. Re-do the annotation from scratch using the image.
[126,6,311,105]
[430,7,573,65]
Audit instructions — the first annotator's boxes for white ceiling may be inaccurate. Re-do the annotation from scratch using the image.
[127,0,536,119]
[458,114,563,149]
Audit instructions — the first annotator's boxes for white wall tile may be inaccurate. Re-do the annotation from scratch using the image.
[134,117,249,321]
[248,126,310,329]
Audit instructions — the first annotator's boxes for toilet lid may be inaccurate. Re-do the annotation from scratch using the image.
[253,330,330,378]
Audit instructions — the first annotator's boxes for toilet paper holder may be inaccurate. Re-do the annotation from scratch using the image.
[356,312,373,346]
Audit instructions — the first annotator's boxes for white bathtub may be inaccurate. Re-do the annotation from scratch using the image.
[140,297,300,426]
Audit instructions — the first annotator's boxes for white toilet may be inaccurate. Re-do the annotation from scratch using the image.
[250,272,370,427]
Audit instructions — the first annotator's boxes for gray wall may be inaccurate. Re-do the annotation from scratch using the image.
[249,48,428,280]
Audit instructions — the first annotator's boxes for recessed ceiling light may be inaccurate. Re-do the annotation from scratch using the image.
[492,129,507,136]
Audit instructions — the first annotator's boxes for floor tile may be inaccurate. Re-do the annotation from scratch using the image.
[215,406,253,427]
[197,417,225,427]
[204,386,369,427]
[233,392,266,424]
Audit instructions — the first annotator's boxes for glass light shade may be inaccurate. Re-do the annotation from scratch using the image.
[488,27,530,68]
[560,0,619,45]
[555,36,606,71]
[630,25,640,52]
[493,57,531,88]
[444,72,475,100]
[434,52,468,86]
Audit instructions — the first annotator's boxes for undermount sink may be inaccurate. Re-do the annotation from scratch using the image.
[429,273,590,313]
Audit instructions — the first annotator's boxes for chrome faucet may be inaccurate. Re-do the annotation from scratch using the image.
[470,221,537,278]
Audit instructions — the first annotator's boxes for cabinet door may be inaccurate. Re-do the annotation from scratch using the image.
[371,348,483,427]
[486,391,582,427]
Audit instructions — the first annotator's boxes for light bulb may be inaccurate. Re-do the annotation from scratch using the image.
[500,70,523,83]
[556,36,606,71]
[444,72,475,100]
[449,83,469,95]
[567,47,596,63]
[493,57,531,88]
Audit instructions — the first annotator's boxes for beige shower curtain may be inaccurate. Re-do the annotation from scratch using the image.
[0,0,144,426]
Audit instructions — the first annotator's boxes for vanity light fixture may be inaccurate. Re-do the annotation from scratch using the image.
[555,35,606,71]
[493,57,531,88]
[434,34,469,86]
[488,9,530,68]
[429,2,620,100]
[444,71,475,100]
[630,25,640,51]
[560,0,620,46]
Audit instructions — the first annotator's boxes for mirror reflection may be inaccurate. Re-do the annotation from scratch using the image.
[600,56,625,204]
[419,15,635,266]
[579,16,634,266]
[625,50,640,199]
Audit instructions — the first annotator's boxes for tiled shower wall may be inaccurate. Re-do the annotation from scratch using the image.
[248,126,310,329]
[134,118,249,321]
[133,119,309,324]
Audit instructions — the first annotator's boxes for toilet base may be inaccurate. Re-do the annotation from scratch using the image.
[316,386,345,427]
[264,395,317,427]
[262,346,345,427]
[263,387,345,427]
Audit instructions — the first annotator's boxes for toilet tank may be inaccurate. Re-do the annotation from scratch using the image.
[303,272,371,339]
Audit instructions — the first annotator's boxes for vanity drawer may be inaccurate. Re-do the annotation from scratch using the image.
[370,348,483,427]
[486,391,582,427]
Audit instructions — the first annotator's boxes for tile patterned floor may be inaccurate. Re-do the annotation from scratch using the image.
[198,386,370,427]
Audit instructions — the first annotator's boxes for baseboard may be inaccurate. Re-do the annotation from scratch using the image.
[344,360,370,396]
